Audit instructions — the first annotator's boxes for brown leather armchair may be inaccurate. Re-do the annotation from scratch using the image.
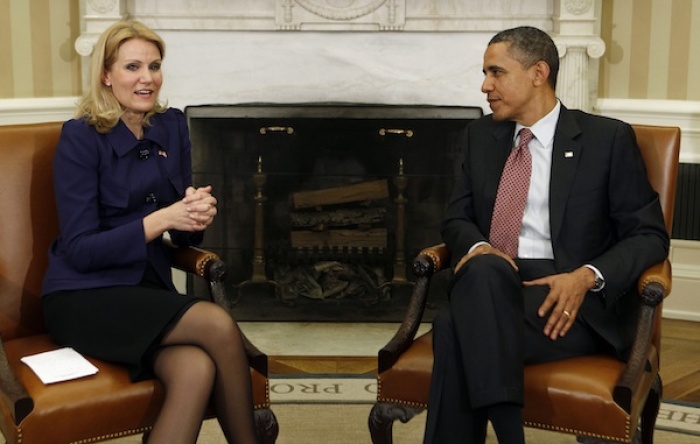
[0,122,279,444]
[369,125,680,444]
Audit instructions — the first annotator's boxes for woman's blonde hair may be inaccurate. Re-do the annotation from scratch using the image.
[76,20,167,133]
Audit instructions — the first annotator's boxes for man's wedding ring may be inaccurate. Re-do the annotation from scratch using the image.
[563,310,571,318]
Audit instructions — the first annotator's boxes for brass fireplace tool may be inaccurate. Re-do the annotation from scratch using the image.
[379,127,414,287]
[234,126,294,301]
[392,157,408,285]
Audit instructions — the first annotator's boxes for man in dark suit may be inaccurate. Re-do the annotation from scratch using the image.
[424,26,669,444]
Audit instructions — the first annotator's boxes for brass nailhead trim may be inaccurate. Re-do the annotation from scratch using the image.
[376,375,428,409]
[254,378,271,409]
[424,251,440,272]
[523,420,631,443]
[198,256,215,277]
[69,427,151,444]
[376,396,428,409]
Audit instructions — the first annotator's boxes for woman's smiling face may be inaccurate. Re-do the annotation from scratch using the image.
[104,38,163,115]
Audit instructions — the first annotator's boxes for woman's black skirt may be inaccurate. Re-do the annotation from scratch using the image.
[42,266,205,381]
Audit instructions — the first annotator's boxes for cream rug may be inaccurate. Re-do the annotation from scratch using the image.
[100,376,699,443]
[103,405,698,444]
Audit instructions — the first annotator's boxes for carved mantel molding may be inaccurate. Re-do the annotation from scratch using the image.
[78,0,554,34]
[276,0,405,30]
[75,0,605,111]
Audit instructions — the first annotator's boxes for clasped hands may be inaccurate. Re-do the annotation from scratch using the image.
[455,244,595,341]
[181,185,218,231]
[143,185,218,242]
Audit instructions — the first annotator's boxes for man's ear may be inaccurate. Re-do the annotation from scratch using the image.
[532,61,551,87]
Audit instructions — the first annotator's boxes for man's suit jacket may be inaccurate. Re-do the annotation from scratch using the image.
[441,105,669,356]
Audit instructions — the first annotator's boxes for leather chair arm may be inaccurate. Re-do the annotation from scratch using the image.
[165,239,225,282]
[378,243,450,373]
[614,259,671,413]
[412,243,451,276]
[163,239,269,375]
[636,259,672,301]
[0,341,33,424]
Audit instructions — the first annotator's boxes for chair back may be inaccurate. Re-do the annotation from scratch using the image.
[631,124,680,351]
[0,122,62,341]
[631,125,680,235]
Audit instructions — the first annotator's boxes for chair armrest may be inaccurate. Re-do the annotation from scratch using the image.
[636,259,672,299]
[165,239,225,282]
[164,239,269,375]
[377,243,451,373]
[0,340,33,424]
[412,243,451,276]
[614,259,671,412]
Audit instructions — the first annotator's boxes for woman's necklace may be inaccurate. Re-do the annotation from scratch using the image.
[122,113,145,140]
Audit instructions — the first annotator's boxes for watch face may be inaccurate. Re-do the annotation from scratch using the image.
[595,276,604,290]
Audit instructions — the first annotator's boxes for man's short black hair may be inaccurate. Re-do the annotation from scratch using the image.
[489,26,560,90]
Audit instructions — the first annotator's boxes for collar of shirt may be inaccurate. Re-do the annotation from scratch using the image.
[514,100,560,148]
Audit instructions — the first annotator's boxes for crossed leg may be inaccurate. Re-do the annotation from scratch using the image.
[148,345,216,443]
[148,301,257,444]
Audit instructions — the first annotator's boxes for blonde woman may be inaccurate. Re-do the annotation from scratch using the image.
[42,21,257,444]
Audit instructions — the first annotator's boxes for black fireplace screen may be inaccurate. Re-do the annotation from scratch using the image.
[184,103,483,321]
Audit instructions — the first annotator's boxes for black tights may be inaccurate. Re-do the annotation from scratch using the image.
[148,301,257,444]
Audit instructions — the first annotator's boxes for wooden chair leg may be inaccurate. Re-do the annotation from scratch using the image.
[641,374,662,444]
[368,402,424,444]
[255,408,279,444]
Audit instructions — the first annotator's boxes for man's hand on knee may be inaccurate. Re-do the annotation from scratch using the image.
[524,267,592,340]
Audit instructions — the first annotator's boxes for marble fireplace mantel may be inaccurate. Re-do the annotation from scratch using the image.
[77,0,604,112]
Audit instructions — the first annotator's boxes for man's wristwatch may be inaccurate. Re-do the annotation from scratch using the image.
[592,274,605,291]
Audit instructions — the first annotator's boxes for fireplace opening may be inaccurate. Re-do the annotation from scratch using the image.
[185,103,483,321]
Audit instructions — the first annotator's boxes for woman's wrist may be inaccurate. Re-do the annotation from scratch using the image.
[143,208,170,242]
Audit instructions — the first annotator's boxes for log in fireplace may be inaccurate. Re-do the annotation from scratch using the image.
[184,103,483,321]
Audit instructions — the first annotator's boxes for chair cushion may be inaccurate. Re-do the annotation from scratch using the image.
[1,334,161,443]
[523,348,658,442]
[0,334,270,444]
[377,331,659,442]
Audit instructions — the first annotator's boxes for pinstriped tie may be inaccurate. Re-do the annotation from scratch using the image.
[489,128,533,258]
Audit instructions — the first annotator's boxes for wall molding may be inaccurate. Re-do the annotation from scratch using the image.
[0,97,78,126]
[595,98,700,164]
[665,240,700,322]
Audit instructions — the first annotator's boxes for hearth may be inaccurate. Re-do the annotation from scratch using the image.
[184,103,482,321]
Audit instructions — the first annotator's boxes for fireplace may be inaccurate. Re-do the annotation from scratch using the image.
[184,103,482,320]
